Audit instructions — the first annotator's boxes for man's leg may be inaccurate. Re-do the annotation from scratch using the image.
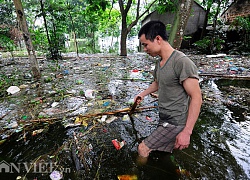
[136,141,152,165]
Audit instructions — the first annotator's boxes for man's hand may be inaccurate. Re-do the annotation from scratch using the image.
[134,95,143,104]
[174,131,191,150]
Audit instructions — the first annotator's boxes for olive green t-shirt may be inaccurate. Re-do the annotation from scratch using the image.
[153,50,199,126]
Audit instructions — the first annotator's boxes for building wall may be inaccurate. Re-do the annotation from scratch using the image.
[140,2,206,49]
[142,2,206,36]
[221,0,250,23]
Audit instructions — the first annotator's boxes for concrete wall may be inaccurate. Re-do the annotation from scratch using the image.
[142,2,206,36]
[140,2,206,49]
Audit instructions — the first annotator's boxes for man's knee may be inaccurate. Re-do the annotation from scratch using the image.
[138,141,151,157]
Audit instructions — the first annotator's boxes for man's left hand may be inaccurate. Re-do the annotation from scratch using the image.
[174,131,191,150]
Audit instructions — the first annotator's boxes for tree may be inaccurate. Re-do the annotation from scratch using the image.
[168,0,194,49]
[118,0,157,56]
[200,0,213,39]
[13,0,41,79]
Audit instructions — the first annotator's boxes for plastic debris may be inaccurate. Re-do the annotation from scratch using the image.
[0,139,6,145]
[51,102,59,107]
[85,89,95,99]
[49,170,63,180]
[206,54,227,58]
[122,114,130,121]
[106,116,118,124]
[7,122,18,129]
[32,129,44,136]
[19,84,29,89]
[98,115,107,123]
[6,86,20,95]
[75,116,88,127]
[117,175,138,180]
[103,101,110,106]
[112,139,125,150]
[146,116,152,121]
[129,69,143,79]
[63,69,69,75]
[76,79,84,84]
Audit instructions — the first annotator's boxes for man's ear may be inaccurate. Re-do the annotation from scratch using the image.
[156,35,162,43]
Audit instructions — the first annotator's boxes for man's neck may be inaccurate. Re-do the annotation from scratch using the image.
[160,44,174,64]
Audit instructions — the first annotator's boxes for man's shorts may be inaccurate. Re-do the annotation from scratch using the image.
[144,123,185,153]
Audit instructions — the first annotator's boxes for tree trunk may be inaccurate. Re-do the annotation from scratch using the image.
[118,0,157,56]
[120,17,128,56]
[73,32,79,57]
[39,0,53,58]
[118,0,131,56]
[210,1,221,54]
[68,9,79,58]
[13,0,41,79]
[169,0,194,49]
[200,6,211,39]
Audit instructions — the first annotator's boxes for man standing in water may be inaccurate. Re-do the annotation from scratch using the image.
[135,20,202,162]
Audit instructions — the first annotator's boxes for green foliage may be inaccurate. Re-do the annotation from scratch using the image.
[30,28,48,53]
[0,0,15,25]
[193,36,225,54]
[0,34,16,52]
[230,16,250,33]
[156,0,178,14]
[0,27,16,52]
[0,73,21,97]
[228,16,250,55]
[193,37,210,53]
[98,9,121,38]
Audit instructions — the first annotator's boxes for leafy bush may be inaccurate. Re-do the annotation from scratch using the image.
[193,36,225,54]
[0,26,16,53]
[193,37,211,54]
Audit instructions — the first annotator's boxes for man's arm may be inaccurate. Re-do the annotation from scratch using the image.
[175,78,202,150]
[136,80,159,103]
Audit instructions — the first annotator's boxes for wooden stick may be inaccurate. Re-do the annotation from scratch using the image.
[79,106,156,118]
[17,106,157,124]
[129,96,141,115]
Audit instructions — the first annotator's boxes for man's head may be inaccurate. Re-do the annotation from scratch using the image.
[138,20,168,41]
[138,21,168,57]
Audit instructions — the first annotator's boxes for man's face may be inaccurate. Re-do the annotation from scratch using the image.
[139,34,160,57]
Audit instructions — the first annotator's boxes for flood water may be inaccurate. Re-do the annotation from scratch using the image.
[0,54,249,180]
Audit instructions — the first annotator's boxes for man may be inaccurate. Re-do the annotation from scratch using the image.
[135,20,202,161]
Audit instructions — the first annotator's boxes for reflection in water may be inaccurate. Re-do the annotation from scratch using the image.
[203,79,250,179]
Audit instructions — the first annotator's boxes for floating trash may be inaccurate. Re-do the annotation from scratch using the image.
[122,114,130,121]
[32,129,44,136]
[19,84,29,89]
[106,116,118,124]
[6,86,20,95]
[51,102,59,107]
[117,175,138,180]
[129,69,143,79]
[49,170,63,180]
[103,101,110,106]
[85,89,95,99]
[98,115,107,123]
[112,139,125,150]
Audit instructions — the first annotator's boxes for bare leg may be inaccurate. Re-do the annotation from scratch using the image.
[136,141,152,166]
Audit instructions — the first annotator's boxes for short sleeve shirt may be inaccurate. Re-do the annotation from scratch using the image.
[153,50,199,126]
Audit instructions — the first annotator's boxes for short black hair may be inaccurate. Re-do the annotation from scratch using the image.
[138,20,168,41]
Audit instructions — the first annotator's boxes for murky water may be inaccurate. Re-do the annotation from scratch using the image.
[0,55,249,179]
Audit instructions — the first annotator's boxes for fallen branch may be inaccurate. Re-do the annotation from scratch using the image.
[199,73,250,80]
[17,106,157,125]
[78,106,157,118]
